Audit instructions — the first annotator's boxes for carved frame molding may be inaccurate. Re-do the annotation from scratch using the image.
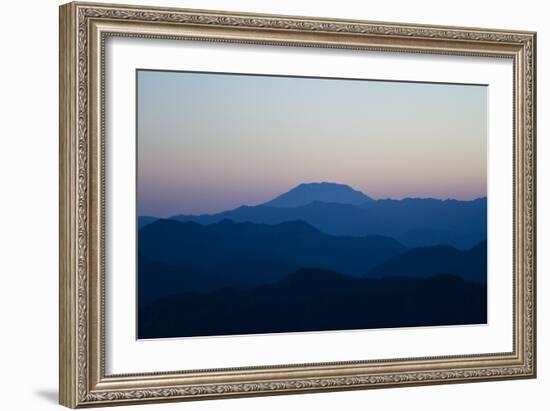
[59,2,536,408]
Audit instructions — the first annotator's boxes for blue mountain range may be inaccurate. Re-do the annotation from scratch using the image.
[138,182,488,338]
[263,182,372,207]
[141,182,486,249]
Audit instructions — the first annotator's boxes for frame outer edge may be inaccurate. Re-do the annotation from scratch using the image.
[530,32,537,379]
[60,2,79,409]
[59,1,537,407]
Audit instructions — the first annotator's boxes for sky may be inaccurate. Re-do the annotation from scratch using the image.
[137,70,487,217]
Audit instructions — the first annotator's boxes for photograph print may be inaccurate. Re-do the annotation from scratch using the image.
[136,70,488,339]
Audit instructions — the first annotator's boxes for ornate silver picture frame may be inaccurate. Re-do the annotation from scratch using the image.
[59,1,536,408]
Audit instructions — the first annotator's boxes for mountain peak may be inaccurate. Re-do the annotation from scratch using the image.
[263,182,372,208]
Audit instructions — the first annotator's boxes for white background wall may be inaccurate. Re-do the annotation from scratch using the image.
[0,0,546,409]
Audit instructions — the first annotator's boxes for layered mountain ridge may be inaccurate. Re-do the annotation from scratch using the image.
[263,182,372,208]
[137,182,488,338]
[143,182,487,249]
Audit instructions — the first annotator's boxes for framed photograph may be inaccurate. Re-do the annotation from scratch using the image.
[59,2,537,408]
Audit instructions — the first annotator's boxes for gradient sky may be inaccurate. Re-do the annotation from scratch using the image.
[137,70,487,217]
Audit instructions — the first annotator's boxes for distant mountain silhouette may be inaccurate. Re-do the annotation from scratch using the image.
[138,216,158,228]
[139,256,213,305]
[361,198,487,248]
[396,228,482,250]
[138,252,297,305]
[138,219,406,288]
[263,182,372,208]
[367,241,487,283]
[137,182,489,338]
[169,196,486,249]
[139,268,487,338]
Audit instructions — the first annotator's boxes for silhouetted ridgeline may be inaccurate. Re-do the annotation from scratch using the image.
[138,216,158,229]
[263,182,372,208]
[137,182,488,338]
[366,241,487,283]
[138,220,487,338]
[138,268,487,339]
[155,183,486,249]
[138,218,405,280]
